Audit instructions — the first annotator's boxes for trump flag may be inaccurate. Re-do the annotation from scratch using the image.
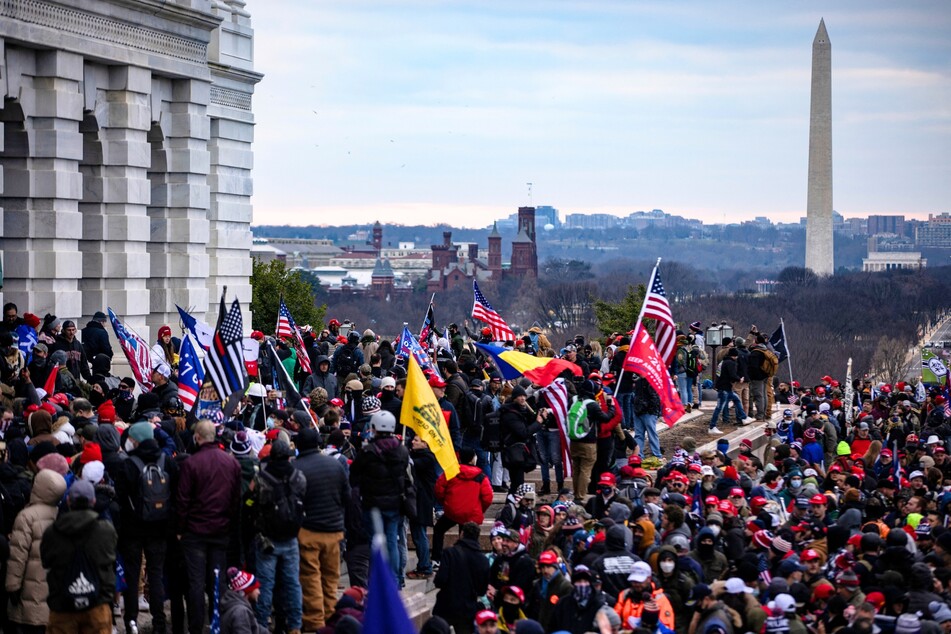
[622,324,685,427]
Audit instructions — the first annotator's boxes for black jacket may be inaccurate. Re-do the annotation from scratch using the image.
[294,448,350,533]
[499,401,541,446]
[350,435,409,512]
[52,334,91,381]
[715,358,741,391]
[445,372,472,430]
[81,320,113,361]
[549,587,606,634]
[41,508,118,612]
[433,536,490,622]
[489,545,537,605]
[410,447,438,528]
[114,439,179,538]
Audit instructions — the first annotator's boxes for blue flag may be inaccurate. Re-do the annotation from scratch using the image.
[178,335,204,411]
[176,304,213,350]
[473,342,523,380]
[210,568,221,634]
[397,326,436,376]
[364,535,416,634]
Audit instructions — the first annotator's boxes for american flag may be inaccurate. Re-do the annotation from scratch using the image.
[276,298,312,374]
[472,280,515,342]
[539,378,573,477]
[108,308,154,392]
[642,266,676,366]
[210,568,221,634]
[419,300,436,346]
[205,297,249,402]
[177,334,204,410]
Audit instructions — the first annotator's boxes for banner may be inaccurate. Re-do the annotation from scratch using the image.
[621,324,685,427]
[922,348,948,384]
[242,338,260,377]
[843,358,854,426]
[401,355,460,479]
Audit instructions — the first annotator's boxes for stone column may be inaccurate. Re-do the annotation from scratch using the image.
[0,49,84,319]
[147,78,211,336]
[79,65,153,331]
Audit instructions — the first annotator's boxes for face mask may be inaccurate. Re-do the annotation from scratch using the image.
[124,439,135,453]
[573,583,592,606]
[698,541,714,556]
[501,604,520,623]
[660,561,676,574]
[266,416,276,429]
[790,479,802,488]
[599,487,613,497]
[708,524,721,537]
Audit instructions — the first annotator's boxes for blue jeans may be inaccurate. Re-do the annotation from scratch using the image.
[633,413,661,458]
[254,537,303,630]
[409,519,431,573]
[537,428,564,486]
[711,389,747,428]
[365,508,402,580]
[676,372,692,406]
[618,392,636,431]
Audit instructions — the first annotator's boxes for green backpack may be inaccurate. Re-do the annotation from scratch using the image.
[567,397,595,440]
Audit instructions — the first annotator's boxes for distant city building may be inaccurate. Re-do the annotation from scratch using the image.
[867,215,905,236]
[755,279,779,294]
[564,213,619,230]
[862,251,926,272]
[535,205,560,229]
[916,213,951,248]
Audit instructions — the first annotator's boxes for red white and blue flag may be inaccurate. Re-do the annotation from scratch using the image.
[276,298,312,374]
[108,308,154,392]
[642,267,677,366]
[419,300,436,346]
[205,297,248,402]
[177,334,204,410]
[472,280,515,342]
[539,378,573,478]
[397,326,438,379]
[622,324,685,427]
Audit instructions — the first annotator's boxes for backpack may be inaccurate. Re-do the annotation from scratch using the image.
[255,468,307,541]
[684,348,700,378]
[760,348,779,376]
[129,455,171,522]
[335,344,357,377]
[65,542,101,611]
[567,397,595,440]
[481,409,502,452]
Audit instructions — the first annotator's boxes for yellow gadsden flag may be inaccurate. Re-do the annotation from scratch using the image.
[401,355,460,480]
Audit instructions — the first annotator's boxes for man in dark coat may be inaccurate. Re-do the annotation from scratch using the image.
[81,311,113,361]
[407,434,438,579]
[51,319,92,382]
[549,565,606,634]
[433,521,490,634]
[499,385,543,495]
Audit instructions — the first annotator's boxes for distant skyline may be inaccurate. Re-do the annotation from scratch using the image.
[251,1,951,229]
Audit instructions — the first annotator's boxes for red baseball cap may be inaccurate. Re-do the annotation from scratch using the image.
[428,375,447,388]
[705,495,719,506]
[729,487,745,498]
[750,496,768,510]
[813,583,835,601]
[810,494,828,506]
[801,548,821,562]
[538,551,559,565]
[688,463,703,473]
[501,586,525,603]
[632,468,648,478]
[598,473,617,487]
[475,610,498,626]
[628,455,643,466]
[717,500,736,516]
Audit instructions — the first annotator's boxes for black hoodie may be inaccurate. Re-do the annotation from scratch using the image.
[41,507,117,612]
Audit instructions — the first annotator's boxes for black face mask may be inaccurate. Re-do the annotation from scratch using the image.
[501,604,520,623]
[698,541,715,557]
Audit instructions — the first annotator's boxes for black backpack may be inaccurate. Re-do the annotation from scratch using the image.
[481,409,502,452]
[255,468,307,541]
[64,539,101,611]
[129,455,171,522]
[335,345,357,377]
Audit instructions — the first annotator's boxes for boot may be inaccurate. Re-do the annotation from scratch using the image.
[539,482,551,495]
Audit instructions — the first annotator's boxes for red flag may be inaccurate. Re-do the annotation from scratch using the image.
[523,358,583,387]
[43,365,59,396]
[622,324,685,427]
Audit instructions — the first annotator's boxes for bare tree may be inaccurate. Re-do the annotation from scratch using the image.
[871,336,912,385]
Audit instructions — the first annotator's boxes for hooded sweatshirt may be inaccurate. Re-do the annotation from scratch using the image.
[592,524,641,602]
[41,505,117,613]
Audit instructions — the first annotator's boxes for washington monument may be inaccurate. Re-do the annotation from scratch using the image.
[805,18,834,276]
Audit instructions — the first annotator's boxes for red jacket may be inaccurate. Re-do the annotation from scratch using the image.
[435,464,493,524]
[597,391,622,439]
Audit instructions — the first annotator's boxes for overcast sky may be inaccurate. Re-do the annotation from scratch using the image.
[250,1,951,229]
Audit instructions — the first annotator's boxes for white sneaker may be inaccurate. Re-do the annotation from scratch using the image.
[743,417,756,424]
[138,596,149,611]
[709,427,724,435]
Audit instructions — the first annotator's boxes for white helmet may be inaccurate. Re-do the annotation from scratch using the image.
[370,410,397,433]
[247,383,267,398]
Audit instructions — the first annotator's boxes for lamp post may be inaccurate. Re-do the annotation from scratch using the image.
[706,321,734,382]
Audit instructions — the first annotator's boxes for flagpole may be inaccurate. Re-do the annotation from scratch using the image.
[782,318,794,385]
[616,257,662,388]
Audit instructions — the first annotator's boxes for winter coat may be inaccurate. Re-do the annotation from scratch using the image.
[176,442,242,537]
[411,447,438,528]
[550,588,606,634]
[302,355,338,397]
[350,435,409,512]
[432,536,490,623]
[94,423,126,482]
[81,320,113,361]
[52,333,91,382]
[530,571,573,631]
[592,525,641,602]
[445,372,472,430]
[435,464,492,525]
[5,469,67,626]
[115,439,180,539]
[716,358,740,391]
[220,588,268,634]
[0,462,33,535]
[41,506,117,613]
[294,448,350,533]
[489,545,536,602]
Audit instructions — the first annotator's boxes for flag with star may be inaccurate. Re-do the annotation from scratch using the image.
[205,295,248,403]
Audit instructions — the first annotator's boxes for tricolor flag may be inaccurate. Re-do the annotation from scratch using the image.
[622,324,685,427]
[176,304,213,351]
[472,280,515,342]
[108,308,155,392]
[204,297,248,403]
[539,378,573,478]
[641,265,676,366]
[276,298,312,375]
[178,334,204,410]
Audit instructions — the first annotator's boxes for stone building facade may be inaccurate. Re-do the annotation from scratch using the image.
[0,0,261,339]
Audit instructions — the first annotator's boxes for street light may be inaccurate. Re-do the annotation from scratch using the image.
[706,321,734,381]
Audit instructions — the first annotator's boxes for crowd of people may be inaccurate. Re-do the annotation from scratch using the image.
[1,302,951,634]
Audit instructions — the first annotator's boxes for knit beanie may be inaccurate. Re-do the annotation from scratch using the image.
[227,567,260,595]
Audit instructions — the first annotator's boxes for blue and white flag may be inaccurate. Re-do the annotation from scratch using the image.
[178,334,204,410]
[176,304,214,351]
[363,533,416,634]
[204,297,248,403]
[397,326,436,377]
